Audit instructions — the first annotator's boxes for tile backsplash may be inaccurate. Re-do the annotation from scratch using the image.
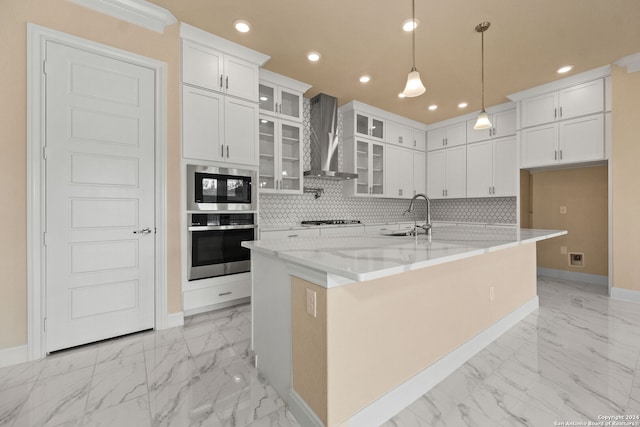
[259,99,517,227]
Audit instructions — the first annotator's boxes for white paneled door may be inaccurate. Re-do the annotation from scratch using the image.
[45,41,156,352]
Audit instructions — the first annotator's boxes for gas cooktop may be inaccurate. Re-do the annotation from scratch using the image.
[301,220,362,226]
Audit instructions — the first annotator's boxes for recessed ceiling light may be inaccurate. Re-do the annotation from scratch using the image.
[402,18,420,32]
[398,93,406,98]
[233,20,250,33]
[458,102,468,109]
[557,65,573,74]
[307,52,321,62]
[428,104,438,111]
[359,75,371,83]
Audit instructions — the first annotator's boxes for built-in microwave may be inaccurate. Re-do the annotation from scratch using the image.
[187,165,256,211]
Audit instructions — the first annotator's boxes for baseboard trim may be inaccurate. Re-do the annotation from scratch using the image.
[610,287,640,303]
[165,311,184,329]
[288,389,325,427]
[347,296,539,427]
[537,267,608,286]
[0,345,29,368]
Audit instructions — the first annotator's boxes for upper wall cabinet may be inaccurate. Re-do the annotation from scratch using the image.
[520,79,604,129]
[466,109,516,143]
[182,40,260,102]
[259,70,311,122]
[427,122,466,151]
[342,108,385,141]
[386,121,427,150]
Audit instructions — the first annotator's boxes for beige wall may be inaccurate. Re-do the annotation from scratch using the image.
[612,66,640,291]
[530,166,608,276]
[291,243,537,426]
[0,0,182,350]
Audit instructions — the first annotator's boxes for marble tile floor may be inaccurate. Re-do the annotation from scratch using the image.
[1,277,639,427]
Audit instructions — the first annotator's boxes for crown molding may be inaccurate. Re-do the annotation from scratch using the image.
[615,52,640,74]
[69,0,176,33]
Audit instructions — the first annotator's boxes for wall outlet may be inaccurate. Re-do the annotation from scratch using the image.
[560,246,568,255]
[569,252,584,267]
[306,288,317,318]
[560,206,567,215]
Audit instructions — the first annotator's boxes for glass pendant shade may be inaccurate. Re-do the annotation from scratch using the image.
[474,110,492,130]
[402,68,426,97]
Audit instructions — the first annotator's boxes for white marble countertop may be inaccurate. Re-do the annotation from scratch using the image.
[243,225,566,283]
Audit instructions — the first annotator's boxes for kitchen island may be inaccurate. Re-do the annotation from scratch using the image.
[242,225,566,427]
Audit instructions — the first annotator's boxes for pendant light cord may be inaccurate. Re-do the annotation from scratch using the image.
[481,28,485,110]
[411,0,416,69]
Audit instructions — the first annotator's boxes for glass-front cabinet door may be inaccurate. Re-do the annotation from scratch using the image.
[354,140,384,196]
[258,117,302,194]
[278,121,302,193]
[355,113,385,140]
[258,82,303,122]
[258,118,276,191]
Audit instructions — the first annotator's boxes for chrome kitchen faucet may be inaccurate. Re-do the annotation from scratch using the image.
[403,193,432,236]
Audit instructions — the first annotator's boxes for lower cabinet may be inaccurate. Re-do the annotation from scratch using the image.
[427,145,466,199]
[260,228,320,240]
[520,114,604,168]
[467,137,517,198]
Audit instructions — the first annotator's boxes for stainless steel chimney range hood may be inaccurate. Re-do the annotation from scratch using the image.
[304,93,358,181]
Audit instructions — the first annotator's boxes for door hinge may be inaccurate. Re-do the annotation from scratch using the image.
[42,146,48,160]
[43,231,48,246]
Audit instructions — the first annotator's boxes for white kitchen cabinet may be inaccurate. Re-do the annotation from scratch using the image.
[520,114,604,168]
[387,122,427,151]
[258,117,303,194]
[342,109,385,141]
[413,150,426,196]
[260,228,320,240]
[520,79,604,129]
[385,145,414,198]
[467,137,517,198]
[427,121,466,151]
[466,109,516,143]
[182,86,258,165]
[182,39,259,102]
[427,145,466,199]
[343,138,385,197]
[258,70,310,122]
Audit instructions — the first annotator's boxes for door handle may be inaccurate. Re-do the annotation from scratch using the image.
[133,228,152,234]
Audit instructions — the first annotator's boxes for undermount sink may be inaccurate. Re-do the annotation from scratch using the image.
[381,231,414,237]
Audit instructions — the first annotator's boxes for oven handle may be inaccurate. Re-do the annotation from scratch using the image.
[188,224,257,232]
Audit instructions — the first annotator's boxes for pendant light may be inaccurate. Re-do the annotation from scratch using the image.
[402,0,426,97]
[474,22,492,130]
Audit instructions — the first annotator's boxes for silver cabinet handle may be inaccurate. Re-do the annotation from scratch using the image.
[220,74,223,89]
[287,234,299,238]
[554,108,557,119]
[221,145,224,158]
[133,227,152,234]
[560,149,563,160]
[225,76,229,90]
[279,103,282,114]
[399,136,403,144]
[559,106,563,118]
[398,189,403,196]
[226,145,230,158]
[219,291,232,297]
[555,150,558,160]
[413,140,416,147]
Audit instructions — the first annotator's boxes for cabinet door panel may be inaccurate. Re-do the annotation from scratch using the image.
[258,83,277,115]
[427,127,445,151]
[224,55,258,101]
[279,122,303,192]
[279,88,302,120]
[182,86,223,161]
[427,150,445,199]
[182,41,223,92]
[225,97,258,165]
[520,123,557,168]
[445,122,467,147]
[445,146,467,198]
[258,118,277,191]
[493,109,517,138]
[466,119,492,143]
[385,145,403,198]
[493,137,517,197]
[559,114,604,164]
[413,129,427,151]
[559,79,604,120]
[466,141,492,198]
[413,151,426,196]
[521,92,557,128]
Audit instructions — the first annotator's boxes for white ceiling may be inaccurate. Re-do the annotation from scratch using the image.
[149,0,640,124]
